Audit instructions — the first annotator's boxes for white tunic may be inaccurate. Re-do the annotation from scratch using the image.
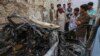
[57,12,66,32]
[43,11,50,22]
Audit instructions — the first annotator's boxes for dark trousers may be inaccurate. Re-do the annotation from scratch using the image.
[87,25,92,41]
[64,22,76,39]
[65,30,76,40]
[65,22,69,32]
[69,30,76,39]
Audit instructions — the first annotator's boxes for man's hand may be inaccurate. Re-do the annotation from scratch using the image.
[76,21,81,25]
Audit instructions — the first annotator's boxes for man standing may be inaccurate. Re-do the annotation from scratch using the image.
[76,4,90,42]
[88,2,96,26]
[65,3,72,32]
[56,4,67,32]
[69,8,79,39]
[50,3,56,23]
[66,3,72,19]
[63,4,67,13]
[87,2,96,40]
[43,7,50,22]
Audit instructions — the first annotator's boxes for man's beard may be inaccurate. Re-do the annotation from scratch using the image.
[51,7,54,9]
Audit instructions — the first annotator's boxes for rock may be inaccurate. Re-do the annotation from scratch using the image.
[0,5,6,17]
[5,2,18,16]
[0,0,30,24]
[0,0,45,24]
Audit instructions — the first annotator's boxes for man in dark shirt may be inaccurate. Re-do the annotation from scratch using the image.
[76,4,90,42]
[66,3,72,19]
[65,3,72,32]
[50,3,55,23]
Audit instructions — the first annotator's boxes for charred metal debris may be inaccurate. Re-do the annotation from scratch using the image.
[0,15,86,56]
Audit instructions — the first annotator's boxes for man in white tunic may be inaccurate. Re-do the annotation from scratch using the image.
[56,4,67,32]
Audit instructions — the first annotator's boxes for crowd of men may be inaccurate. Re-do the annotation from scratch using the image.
[49,2,96,42]
[37,2,100,56]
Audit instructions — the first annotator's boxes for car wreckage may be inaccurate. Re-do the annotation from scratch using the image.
[0,14,86,56]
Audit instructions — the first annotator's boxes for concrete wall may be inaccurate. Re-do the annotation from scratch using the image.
[0,0,98,24]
